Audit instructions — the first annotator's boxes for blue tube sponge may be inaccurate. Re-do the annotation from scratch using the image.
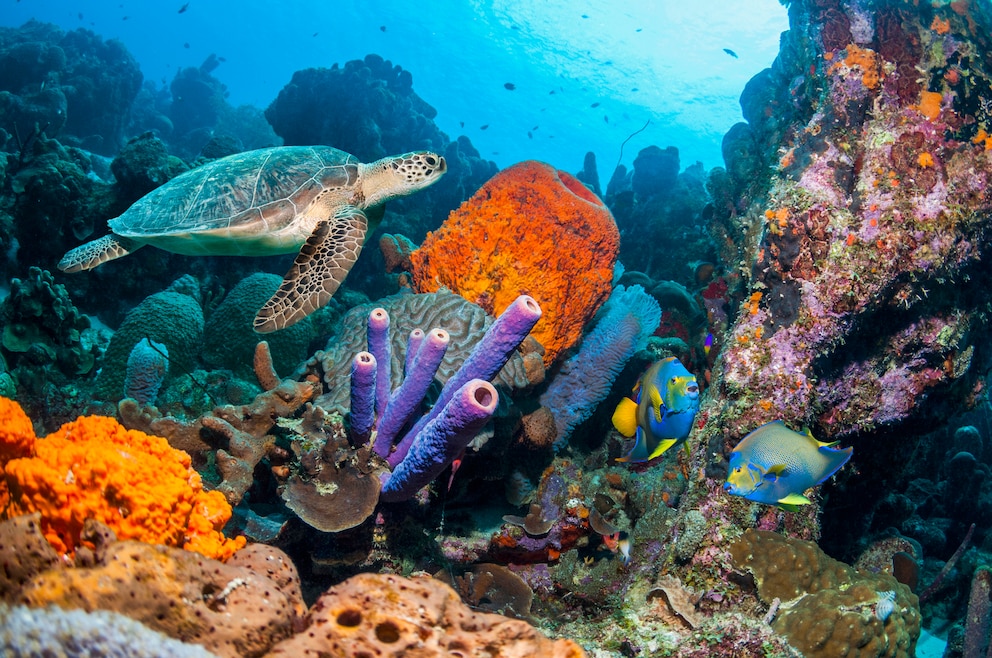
[123,337,169,405]
[539,284,661,446]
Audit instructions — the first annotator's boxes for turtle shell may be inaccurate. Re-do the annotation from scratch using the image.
[110,146,361,239]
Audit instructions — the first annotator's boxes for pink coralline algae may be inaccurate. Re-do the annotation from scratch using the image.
[708,2,991,442]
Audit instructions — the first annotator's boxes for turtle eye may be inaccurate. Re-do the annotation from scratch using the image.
[425,155,437,166]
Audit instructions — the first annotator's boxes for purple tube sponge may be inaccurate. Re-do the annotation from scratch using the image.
[349,351,377,439]
[388,295,542,466]
[405,328,425,374]
[367,307,391,417]
[373,328,450,457]
[380,379,499,502]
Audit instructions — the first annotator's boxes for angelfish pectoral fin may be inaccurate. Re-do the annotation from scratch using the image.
[775,492,812,512]
[646,438,679,461]
[763,464,787,481]
[254,207,368,334]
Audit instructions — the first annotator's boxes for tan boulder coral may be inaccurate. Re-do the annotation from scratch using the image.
[731,529,920,658]
[0,514,59,602]
[17,539,302,658]
[266,572,587,657]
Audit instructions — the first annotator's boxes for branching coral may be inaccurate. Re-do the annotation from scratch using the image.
[119,341,320,505]
[411,160,620,365]
[0,397,244,560]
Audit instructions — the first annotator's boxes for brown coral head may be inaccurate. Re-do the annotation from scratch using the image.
[891,551,920,592]
[588,508,621,536]
[502,503,555,537]
[379,233,417,273]
[436,563,535,618]
[281,459,383,533]
[519,407,558,450]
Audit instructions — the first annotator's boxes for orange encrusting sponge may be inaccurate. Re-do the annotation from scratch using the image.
[0,398,245,561]
[411,160,619,365]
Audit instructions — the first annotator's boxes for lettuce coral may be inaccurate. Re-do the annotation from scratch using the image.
[411,160,619,365]
[0,398,244,560]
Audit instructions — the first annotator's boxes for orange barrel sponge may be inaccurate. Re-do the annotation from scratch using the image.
[411,160,619,365]
[0,397,245,560]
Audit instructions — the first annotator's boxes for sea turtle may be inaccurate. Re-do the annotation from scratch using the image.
[58,146,446,333]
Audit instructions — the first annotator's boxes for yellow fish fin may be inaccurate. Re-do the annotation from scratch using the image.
[649,385,664,422]
[777,492,812,506]
[612,397,639,437]
[765,464,787,478]
[803,427,840,448]
[647,438,679,460]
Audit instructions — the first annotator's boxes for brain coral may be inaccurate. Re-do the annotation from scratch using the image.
[411,160,620,365]
[731,529,920,658]
[95,290,204,401]
[202,273,314,378]
[0,398,244,560]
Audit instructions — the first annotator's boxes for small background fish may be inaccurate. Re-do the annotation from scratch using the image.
[724,420,852,509]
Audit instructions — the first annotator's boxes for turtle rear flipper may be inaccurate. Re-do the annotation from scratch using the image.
[254,205,368,334]
[58,234,144,273]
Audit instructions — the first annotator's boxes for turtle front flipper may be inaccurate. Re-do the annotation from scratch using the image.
[58,234,144,273]
[254,205,368,334]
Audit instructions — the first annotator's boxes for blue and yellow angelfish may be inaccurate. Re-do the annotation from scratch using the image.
[724,420,853,510]
[612,356,700,463]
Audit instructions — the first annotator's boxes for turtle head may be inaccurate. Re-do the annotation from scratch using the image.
[361,151,446,207]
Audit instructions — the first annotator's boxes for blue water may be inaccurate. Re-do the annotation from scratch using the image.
[1,0,788,173]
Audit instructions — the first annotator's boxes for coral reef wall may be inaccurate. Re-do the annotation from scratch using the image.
[0,20,142,155]
[668,0,992,598]
[699,0,992,468]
